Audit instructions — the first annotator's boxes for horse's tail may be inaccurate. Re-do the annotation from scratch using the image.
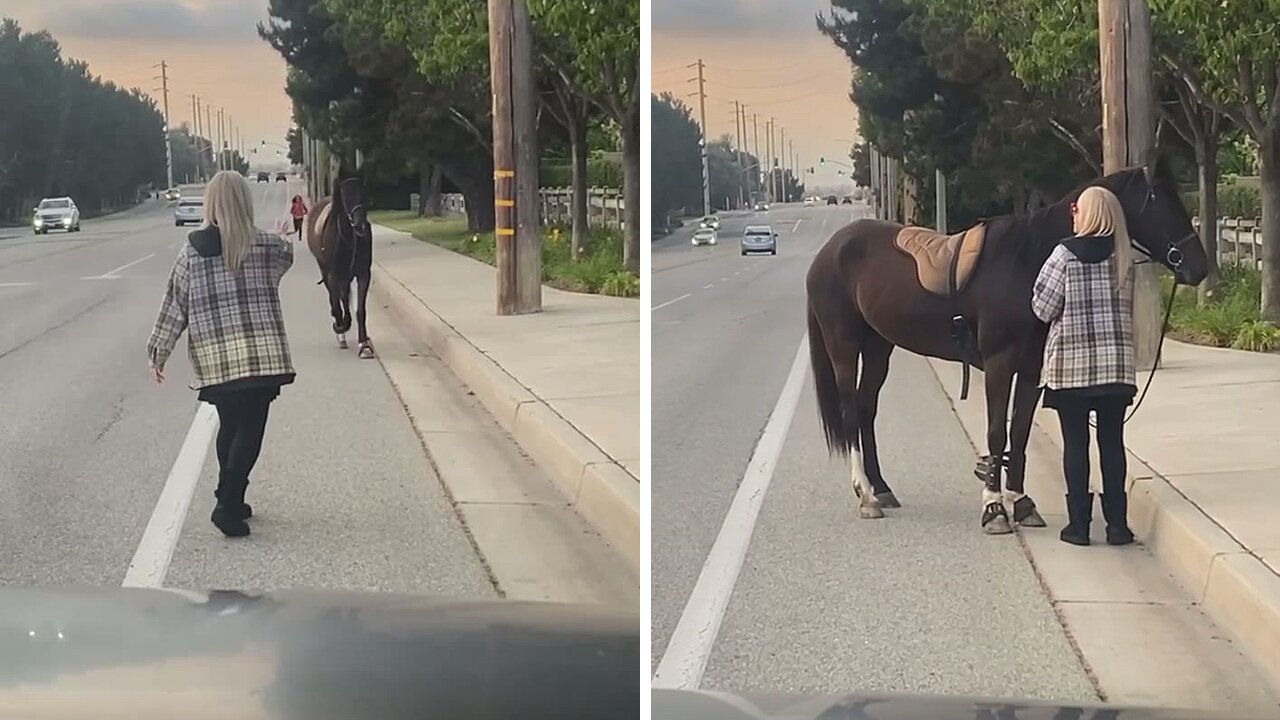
[807,302,858,457]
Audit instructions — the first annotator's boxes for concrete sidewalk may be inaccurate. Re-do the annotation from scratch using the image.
[367,224,640,571]
[1109,341,1280,688]
[933,339,1280,696]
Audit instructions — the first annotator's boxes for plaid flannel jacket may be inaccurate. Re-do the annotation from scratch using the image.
[1031,243,1136,391]
[146,230,295,389]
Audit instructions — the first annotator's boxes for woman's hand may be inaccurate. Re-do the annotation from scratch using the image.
[150,366,165,384]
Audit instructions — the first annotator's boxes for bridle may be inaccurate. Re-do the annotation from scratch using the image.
[334,182,368,278]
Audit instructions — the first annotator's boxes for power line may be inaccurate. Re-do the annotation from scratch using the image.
[714,73,843,91]
[714,59,815,74]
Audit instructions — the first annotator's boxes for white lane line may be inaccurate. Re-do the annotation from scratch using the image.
[792,219,802,232]
[703,283,714,289]
[87,252,157,280]
[122,403,219,588]
[0,282,37,287]
[654,335,810,689]
[653,292,692,311]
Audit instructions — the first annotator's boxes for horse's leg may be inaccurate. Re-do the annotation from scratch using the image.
[979,352,1016,535]
[823,319,883,519]
[355,270,374,358]
[1007,366,1047,527]
[340,277,353,334]
[326,275,348,348]
[856,331,900,508]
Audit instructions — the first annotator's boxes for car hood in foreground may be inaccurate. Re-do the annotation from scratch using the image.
[0,585,639,720]
[652,688,1267,720]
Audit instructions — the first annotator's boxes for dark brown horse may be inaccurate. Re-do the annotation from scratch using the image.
[304,175,374,359]
[806,164,1208,533]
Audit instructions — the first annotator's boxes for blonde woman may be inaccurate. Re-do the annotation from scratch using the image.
[146,171,296,538]
[1031,185,1137,547]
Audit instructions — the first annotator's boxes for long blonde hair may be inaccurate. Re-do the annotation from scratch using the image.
[1073,185,1132,288]
[204,170,255,272]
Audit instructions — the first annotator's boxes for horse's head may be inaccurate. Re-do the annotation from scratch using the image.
[336,176,370,236]
[1100,160,1208,286]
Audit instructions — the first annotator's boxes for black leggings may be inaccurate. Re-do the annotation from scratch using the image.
[214,394,273,495]
[1055,397,1127,497]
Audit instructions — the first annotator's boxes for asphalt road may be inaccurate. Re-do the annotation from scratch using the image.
[0,179,607,599]
[651,203,1097,699]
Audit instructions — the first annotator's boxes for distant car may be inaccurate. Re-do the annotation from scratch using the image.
[753,201,769,211]
[826,195,838,205]
[32,197,80,234]
[691,227,717,246]
[163,188,181,202]
[174,197,204,226]
[803,196,816,207]
[741,225,777,256]
[257,172,270,182]
[276,172,287,182]
[699,215,720,230]
[842,196,853,205]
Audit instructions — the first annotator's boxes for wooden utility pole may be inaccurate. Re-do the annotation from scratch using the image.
[773,126,783,202]
[734,101,744,208]
[1099,0,1162,369]
[488,0,541,315]
[190,95,201,182]
[747,112,757,203]
[695,59,709,216]
[155,62,173,191]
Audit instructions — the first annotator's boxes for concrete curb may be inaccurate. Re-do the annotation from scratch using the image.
[369,262,640,573]
[924,357,1280,695]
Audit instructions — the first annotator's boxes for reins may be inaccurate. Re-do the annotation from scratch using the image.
[1087,230,1197,427]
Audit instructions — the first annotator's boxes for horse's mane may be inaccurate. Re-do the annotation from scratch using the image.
[981,167,1149,266]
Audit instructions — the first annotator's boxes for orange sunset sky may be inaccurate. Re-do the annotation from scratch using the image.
[4,0,295,154]
[652,0,860,192]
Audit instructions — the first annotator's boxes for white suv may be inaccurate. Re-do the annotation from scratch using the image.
[33,197,80,234]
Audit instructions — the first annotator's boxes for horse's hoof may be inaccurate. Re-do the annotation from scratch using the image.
[858,502,885,519]
[875,491,901,509]
[981,502,1013,535]
[1012,496,1046,527]
[337,335,348,349]
[358,343,375,359]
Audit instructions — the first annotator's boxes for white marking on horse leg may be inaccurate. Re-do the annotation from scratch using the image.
[852,448,884,518]
[983,488,1003,509]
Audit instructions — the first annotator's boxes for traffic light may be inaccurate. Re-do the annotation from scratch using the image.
[820,157,825,165]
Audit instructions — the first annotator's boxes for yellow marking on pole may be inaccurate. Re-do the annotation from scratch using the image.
[496,228,515,236]
[494,170,515,178]
[495,199,515,207]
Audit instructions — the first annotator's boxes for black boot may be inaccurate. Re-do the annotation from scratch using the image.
[1059,493,1093,546]
[212,474,250,538]
[1101,492,1135,545]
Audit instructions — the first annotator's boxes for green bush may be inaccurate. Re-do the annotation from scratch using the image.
[541,157,624,189]
[368,211,638,298]
[1232,320,1280,352]
[1163,264,1267,348]
[1182,183,1261,219]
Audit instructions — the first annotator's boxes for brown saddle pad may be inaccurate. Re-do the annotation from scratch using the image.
[892,224,987,297]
